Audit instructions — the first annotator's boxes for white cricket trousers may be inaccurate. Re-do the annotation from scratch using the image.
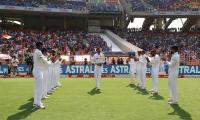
[56,66,61,86]
[151,68,159,92]
[94,65,102,89]
[33,67,43,106]
[139,65,146,89]
[47,67,52,92]
[130,73,135,84]
[168,71,179,102]
[136,64,140,84]
[42,69,48,97]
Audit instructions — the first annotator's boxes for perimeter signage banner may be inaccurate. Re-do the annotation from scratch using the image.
[61,65,130,75]
[0,65,8,74]
[179,66,200,75]
[0,65,200,75]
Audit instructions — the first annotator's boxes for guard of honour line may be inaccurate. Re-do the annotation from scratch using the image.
[33,42,180,109]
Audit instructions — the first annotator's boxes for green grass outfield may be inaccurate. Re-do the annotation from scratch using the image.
[0,78,200,120]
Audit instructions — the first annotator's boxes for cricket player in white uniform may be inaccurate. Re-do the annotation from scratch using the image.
[167,46,180,104]
[54,52,63,87]
[52,62,57,89]
[129,55,136,85]
[50,62,56,92]
[92,48,105,91]
[135,51,141,86]
[48,50,57,93]
[41,48,49,99]
[149,50,160,95]
[33,42,48,109]
[47,59,53,94]
[138,51,147,90]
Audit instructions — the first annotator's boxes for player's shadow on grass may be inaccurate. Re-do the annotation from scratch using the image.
[168,104,192,120]
[7,98,38,120]
[134,87,149,95]
[88,88,101,96]
[148,94,165,100]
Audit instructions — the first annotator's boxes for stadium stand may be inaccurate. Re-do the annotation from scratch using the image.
[0,0,199,12]
[88,2,120,12]
[47,0,86,11]
[129,0,147,11]
[0,29,110,63]
[0,0,40,7]
[125,0,200,12]
[0,0,120,12]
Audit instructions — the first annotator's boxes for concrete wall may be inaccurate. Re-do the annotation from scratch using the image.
[104,30,142,53]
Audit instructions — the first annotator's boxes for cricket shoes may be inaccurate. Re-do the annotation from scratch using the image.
[37,105,46,109]
[57,83,62,87]
[168,101,178,105]
[33,102,44,107]
[149,89,154,92]
[47,91,53,96]
[95,87,101,91]
[129,83,135,87]
[168,99,173,102]
[43,96,49,99]
[50,89,55,92]
[137,85,142,89]
[51,88,56,92]
[150,90,158,95]
[137,83,145,89]
[141,88,146,91]
[150,90,158,94]
[33,104,38,107]
[54,87,57,89]
[48,92,53,94]
[152,92,158,96]
[129,83,134,85]
[33,104,46,109]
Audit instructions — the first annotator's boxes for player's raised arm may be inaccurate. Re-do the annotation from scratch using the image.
[167,46,180,67]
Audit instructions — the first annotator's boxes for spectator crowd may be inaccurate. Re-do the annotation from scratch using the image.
[0,29,110,64]
[88,2,120,12]
[129,0,149,11]
[115,29,200,64]
[0,0,120,12]
[0,0,199,12]
[47,0,86,11]
[0,0,40,7]
[128,0,200,12]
